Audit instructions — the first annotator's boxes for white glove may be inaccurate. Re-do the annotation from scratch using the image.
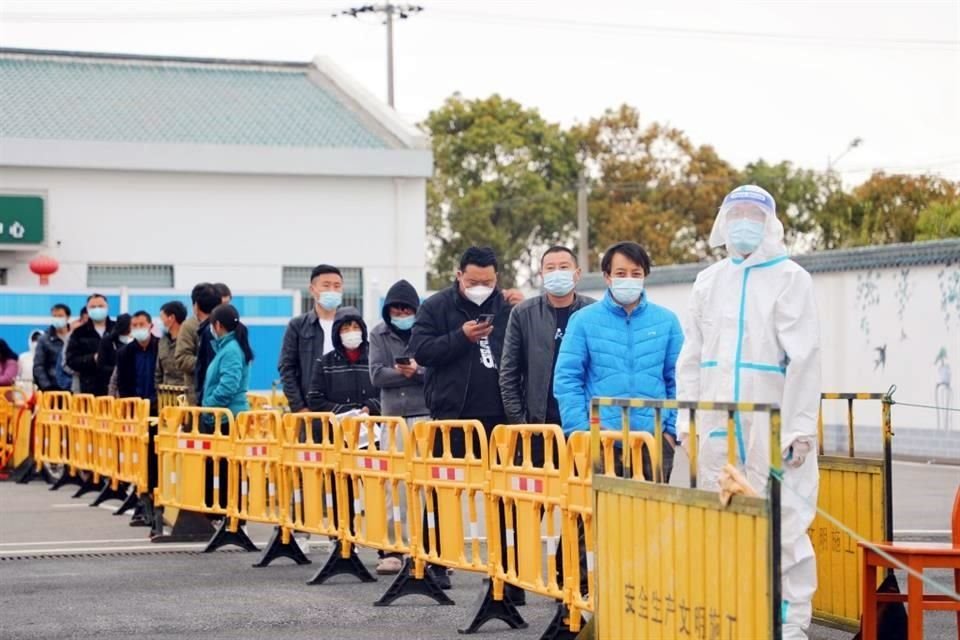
[784,437,814,468]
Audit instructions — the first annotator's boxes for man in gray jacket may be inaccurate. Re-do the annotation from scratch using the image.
[499,245,594,461]
[368,278,427,575]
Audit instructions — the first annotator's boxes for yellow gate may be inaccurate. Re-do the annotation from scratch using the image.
[591,398,782,640]
[811,391,893,629]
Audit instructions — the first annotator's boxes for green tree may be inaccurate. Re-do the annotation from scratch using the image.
[424,94,579,288]
[740,160,834,250]
[916,200,960,240]
[843,173,959,246]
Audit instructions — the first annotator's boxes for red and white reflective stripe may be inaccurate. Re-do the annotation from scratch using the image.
[511,476,544,493]
[430,466,464,482]
[178,439,211,450]
[246,445,268,457]
[358,457,388,471]
[297,451,322,462]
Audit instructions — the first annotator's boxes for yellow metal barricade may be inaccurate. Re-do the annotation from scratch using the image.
[229,411,284,525]
[114,398,151,490]
[591,397,782,640]
[811,391,894,629]
[488,424,567,605]
[154,406,235,516]
[563,427,659,634]
[157,385,187,412]
[68,393,97,474]
[92,396,116,484]
[0,387,14,469]
[33,391,72,470]
[340,416,410,557]
[280,412,342,538]
[246,393,271,411]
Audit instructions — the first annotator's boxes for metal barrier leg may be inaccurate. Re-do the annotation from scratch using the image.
[70,474,103,498]
[374,557,455,606]
[252,526,311,568]
[89,480,128,507]
[306,539,376,585]
[112,488,139,517]
[49,469,86,492]
[539,603,579,640]
[204,518,259,553]
[458,578,528,634]
[150,507,217,543]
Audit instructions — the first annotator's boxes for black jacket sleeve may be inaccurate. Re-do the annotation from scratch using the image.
[116,345,135,398]
[307,358,343,414]
[499,306,526,423]
[278,319,305,412]
[409,299,473,367]
[33,336,54,391]
[66,330,97,374]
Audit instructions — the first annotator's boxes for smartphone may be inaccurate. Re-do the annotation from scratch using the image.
[478,313,496,324]
[394,357,411,365]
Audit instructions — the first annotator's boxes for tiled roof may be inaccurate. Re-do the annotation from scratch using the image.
[578,239,960,290]
[0,48,394,149]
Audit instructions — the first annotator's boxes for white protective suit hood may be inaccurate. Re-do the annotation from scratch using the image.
[708,185,787,262]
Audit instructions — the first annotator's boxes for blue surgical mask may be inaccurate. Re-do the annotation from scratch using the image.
[728,219,766,255]
[543,270,575,297]
[390,315,416,331]
[610,277,645,306]
[317,291,342,311]
[88,307,108,322]
[131,328,151,343]
[51,317,68,330]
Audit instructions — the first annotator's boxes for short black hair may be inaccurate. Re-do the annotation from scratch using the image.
[132,310,152,324]
[213,282,232,299]
[601,241,651,276]
[86,293,107,304]
[310,264,343,281]
[459,246,498,272]
[51,303,71,317]
[541,245,578,266]
[79,307,88,318]
[191,282,213,304]
[195,285,220,315]
[160,301,188,324]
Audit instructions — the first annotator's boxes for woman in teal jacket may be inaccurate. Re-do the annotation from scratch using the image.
[202,304,253,422]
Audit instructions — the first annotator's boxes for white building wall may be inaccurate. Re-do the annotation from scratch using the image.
[0,166,427,321]
[583,261,960,434]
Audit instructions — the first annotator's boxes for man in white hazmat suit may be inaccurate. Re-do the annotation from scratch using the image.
[676,184,821,640]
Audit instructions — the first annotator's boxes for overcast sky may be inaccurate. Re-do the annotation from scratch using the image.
[2,0,958,183]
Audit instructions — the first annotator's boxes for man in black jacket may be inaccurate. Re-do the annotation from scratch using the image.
[34,303,71,392]
[408,246,520,597]
[116,311,159,415]
[66,293,115,395]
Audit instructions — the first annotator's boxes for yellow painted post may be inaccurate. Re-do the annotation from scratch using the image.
[847,398,855,458]
[620,401,631,477]
[726,410,737,466]
[689,409,698,489]
[817,398,825,456]
[770,408,783,639]
[653,407,663,484]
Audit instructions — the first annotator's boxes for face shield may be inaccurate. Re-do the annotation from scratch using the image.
[708,185,786,257]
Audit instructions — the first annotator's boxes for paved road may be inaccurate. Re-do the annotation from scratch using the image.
[1,461,956,639]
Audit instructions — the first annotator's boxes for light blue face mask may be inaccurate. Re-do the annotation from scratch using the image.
[543,270,576,296]
[728,219,766,255]
[390,315,416,331]
[88,307,108,322]
[51,317,68,330]
[131,328,151,343]
[610,277,645,306]
[317,291,343,311]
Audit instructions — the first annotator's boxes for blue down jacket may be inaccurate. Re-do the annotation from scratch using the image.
[553,290,683,436]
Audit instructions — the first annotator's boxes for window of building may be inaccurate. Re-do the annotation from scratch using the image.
[282,266,363,314]
[0,268,7,285]
[87,264,174,288]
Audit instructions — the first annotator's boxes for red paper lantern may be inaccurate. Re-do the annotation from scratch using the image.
[29,255,59,286]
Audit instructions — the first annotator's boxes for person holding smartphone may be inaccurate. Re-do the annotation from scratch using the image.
[368,279,427,575]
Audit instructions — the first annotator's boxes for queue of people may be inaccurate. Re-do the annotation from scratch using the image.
[6,185,820,639]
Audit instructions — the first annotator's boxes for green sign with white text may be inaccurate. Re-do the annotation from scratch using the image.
[0,195,45,244]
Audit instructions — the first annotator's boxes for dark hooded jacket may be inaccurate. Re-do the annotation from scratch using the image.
[307,310,381,415]
[65,317,117,395]
[368,280,428,418]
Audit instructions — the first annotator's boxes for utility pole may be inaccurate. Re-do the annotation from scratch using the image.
[332,4,423,108]
[577,170,589,270]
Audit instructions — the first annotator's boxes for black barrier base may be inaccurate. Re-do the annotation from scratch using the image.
[204,520,259,553]
[90,481,129,507]
[539,603,579,640]
[374,558,455,607]
[307,540,376,585]
[150,507,217,543]
[10,458,38,484]
[70,475,103,499]
[113,490,140,517]
[458,579,528,635]
[253,526,311,567]
[49,470,86,492]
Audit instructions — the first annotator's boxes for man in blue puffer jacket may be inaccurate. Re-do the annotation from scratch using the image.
[554,241,684,481]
